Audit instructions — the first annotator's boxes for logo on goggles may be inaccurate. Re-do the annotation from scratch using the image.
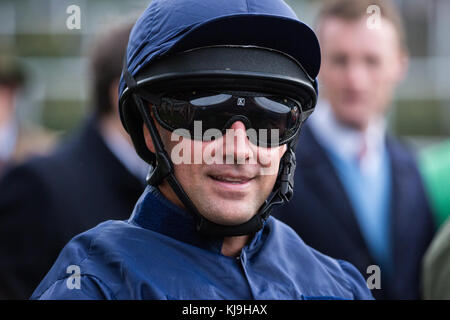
[237,98,246,107]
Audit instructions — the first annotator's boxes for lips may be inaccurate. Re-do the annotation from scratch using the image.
[209,175,254,184]
[207,172,257,198]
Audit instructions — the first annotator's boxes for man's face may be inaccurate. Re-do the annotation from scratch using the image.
[318,17,407,130]
[145,119,287,226]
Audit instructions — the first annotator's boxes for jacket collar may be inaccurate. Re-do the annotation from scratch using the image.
[128,185,266,254]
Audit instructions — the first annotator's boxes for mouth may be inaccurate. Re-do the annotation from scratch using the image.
[207,174,256,194]
[208,175,254,184]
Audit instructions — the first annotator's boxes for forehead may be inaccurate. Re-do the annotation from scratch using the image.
[318,16,400,55]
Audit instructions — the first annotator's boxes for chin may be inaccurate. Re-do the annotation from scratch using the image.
[335,109,369,130]
[345,118,368,130]
[201,202,257,226]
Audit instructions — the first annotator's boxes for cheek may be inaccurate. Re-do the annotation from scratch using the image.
[257,145,285,176]
[370,67,398,102]
[368,54,403,88]
[174,162,200,183]
[319,67,348,100]
[257,146,280,164]
[162,135,193,183]
[320,64,341,87]
[171,152,204,188]
[165,134,204,165]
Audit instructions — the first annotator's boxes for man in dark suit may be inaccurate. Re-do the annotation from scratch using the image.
[272,0,435,299]
[0,23,147,299]
[0,55,56,175]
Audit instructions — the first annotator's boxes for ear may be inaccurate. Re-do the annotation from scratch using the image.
[109,79,120,116]
[395,50,409,84]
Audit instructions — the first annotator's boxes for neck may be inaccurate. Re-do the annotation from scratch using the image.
[221,235,250,257]
[157,182,252,257]
[336,117,368,132]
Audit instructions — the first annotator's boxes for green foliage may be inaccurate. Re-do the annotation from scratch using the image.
[41,100,86,134]
[15,34,82,57]
[393,100,447,136]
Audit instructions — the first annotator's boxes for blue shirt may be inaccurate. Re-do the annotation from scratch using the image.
[31,186,373,300]
[325,146,393,278]
[309,101,393,278]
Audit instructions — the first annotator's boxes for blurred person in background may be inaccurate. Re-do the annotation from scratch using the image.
[0,55,55,175]
[272,0,435,299]
[421,140,450,299]
[422,215,450,299]
[419,140,450,228]
[0,22,147,299]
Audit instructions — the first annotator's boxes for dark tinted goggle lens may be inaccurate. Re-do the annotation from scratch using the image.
[152,91,303,147]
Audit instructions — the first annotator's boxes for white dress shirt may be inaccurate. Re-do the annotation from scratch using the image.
[0,120,18,163]
[308,100,387,178]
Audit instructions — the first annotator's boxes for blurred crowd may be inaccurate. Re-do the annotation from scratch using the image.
[0,55,55,172]
[0,0,450,300]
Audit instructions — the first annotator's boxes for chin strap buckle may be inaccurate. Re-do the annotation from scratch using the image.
[279,148,296,202]
[146,151,173,186]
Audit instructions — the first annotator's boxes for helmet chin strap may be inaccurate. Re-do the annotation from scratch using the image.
[131,91,297,237]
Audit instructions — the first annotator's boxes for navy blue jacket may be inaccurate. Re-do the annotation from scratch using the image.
[272,124,435,299]
[31,186,373,300]
[0,118,144,299]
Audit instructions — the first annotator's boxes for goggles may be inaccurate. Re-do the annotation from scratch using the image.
[143,90,306,147]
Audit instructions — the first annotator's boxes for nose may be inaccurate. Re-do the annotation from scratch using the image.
[345,61,369,91]
[229,120,247,132]
[223,120,253,164]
